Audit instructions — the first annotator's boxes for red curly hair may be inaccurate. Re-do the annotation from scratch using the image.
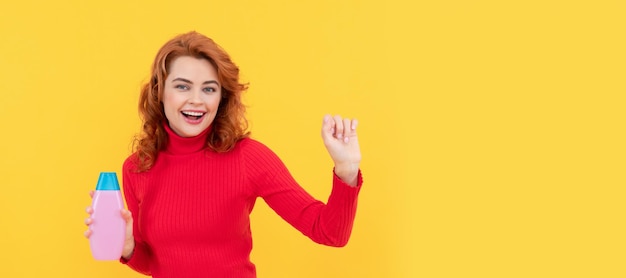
[134,31,249,171]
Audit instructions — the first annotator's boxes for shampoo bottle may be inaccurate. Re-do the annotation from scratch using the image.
[89,172,126,260]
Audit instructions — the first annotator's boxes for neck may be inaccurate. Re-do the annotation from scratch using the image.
[163,123,211,155]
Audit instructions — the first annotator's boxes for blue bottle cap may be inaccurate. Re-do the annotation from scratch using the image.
[96,172,120,190]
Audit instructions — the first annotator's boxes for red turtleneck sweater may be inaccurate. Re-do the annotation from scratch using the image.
[120,124,363,277]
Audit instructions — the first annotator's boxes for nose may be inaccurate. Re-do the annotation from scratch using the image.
[188,89,203,104]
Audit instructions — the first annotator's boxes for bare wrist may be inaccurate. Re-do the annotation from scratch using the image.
[122,242,135,260]
[334,163,359,187]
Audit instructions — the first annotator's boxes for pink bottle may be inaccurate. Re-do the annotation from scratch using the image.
[89,172,126,260]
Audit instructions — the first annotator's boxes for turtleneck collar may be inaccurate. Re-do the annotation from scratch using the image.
[163,122,212,155]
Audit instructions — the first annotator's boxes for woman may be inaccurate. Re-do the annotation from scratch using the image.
[84,31,363,278]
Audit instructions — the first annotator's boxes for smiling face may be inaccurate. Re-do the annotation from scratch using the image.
[162,56,222,137]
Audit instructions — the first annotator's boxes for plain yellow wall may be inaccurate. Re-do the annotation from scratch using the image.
[0,0,624,277]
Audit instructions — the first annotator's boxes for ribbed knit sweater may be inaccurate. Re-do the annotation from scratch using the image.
[120,124,363,277]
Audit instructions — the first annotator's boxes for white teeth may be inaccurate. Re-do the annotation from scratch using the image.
[182,111,205,117]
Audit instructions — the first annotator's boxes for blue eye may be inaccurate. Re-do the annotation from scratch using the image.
[203,87,216,93]
[175,84,189,90]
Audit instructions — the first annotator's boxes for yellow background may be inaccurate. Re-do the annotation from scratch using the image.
[0,0,624,277]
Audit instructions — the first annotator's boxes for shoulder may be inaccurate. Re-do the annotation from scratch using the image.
[122,153,140,173]
[234,138,290,180]
[236,137,271,151]
[235,137,283,162]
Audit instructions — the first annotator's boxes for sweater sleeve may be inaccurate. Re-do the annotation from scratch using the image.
[119,156,153,275]
[243,139,363,247]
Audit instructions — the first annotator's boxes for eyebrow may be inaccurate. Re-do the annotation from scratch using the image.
[172,77,219,85]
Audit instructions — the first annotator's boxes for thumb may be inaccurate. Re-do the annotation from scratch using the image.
[121,209,134,237]
[121,209,133,223]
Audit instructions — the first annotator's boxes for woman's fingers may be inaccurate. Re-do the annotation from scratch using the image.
[350,118,358,131]
[322,114,333,137]
[322,115,359,143]
[342,118,354,142]
[84,191,96,239]
[332,115,345,139]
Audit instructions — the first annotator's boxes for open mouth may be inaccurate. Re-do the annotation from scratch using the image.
[181,111,206,121]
